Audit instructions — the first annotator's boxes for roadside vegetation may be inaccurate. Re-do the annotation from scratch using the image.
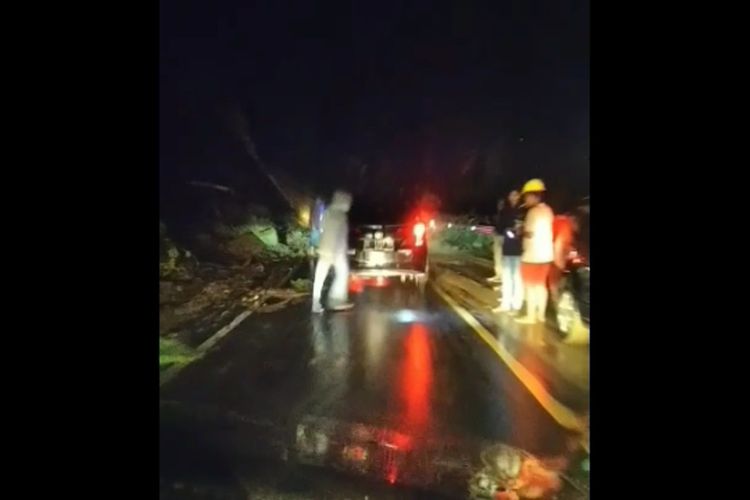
[160,203,311,353]
[430,220,493,260]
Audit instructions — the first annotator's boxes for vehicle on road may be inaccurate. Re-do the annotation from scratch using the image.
[349,205,434,287]
[548,197,589,344]
[350,220,429,275]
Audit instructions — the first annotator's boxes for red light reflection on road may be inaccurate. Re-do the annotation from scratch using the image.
[387,464,398,484]
[400,323,433,434]
[350,275,391,292]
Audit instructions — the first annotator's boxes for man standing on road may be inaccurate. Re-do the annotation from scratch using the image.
[518,179,554,324]
[492,190,524,314]
[312,190,355,313]
[487,198,505,284]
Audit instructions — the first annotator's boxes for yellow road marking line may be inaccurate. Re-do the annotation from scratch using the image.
[431,281,585,433]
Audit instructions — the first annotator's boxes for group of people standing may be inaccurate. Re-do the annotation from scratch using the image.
[308,181,566,322]
[489,178,555,325]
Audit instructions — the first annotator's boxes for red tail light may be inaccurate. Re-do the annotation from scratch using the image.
[413,222,426,246]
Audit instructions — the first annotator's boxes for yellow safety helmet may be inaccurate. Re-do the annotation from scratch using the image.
[521,178,546,194]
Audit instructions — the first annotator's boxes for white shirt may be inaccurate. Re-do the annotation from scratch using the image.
[522,203,554,263]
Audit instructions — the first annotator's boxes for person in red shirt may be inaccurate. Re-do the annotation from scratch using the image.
[549,215,575,302]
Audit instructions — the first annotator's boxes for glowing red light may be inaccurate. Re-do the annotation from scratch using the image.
[391,431,412,451]
[380,430,411,452]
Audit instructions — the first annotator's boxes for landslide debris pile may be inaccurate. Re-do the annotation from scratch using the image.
[160,216,310,349]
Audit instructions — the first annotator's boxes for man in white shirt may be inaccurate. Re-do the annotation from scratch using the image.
[518,179,554,324]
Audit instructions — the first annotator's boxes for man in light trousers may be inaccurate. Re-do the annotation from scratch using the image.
[492,190,524,313]
[487,198,505,284]
[312,190,354,313]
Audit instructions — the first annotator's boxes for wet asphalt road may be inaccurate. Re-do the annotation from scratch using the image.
[161,274,580,497]
[432,257,589,413]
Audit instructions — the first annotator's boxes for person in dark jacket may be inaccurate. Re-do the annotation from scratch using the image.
[492,190,524,313]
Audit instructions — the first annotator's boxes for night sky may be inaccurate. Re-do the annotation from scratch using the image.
[160,1,589,220]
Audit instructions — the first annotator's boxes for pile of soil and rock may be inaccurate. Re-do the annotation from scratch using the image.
[160,217,311,350]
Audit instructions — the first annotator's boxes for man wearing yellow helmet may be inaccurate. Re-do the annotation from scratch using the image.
[518,179,554,324]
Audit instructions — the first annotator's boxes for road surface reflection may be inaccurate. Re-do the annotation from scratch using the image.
[400,323,433,435]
